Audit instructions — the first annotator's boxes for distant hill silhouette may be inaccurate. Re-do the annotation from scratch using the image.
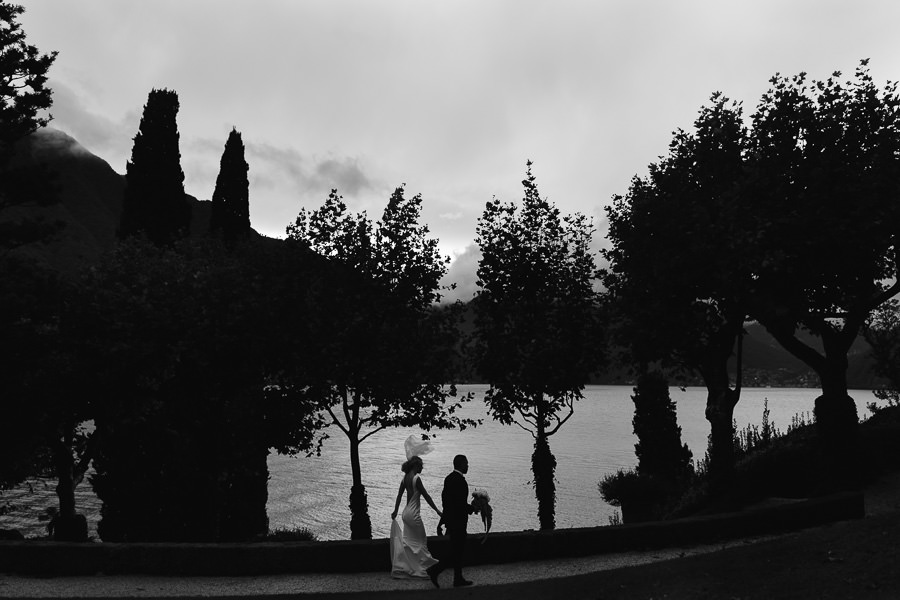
[0,127,217,275]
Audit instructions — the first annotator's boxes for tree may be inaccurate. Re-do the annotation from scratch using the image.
[0,0,56,163]
[747,61,900,468]
[602,95,752,491]
[118,88,191,245]
[0,253,99,541]
[631,370,693,484]
[604,61,900,490]
[209,127,251,243]
[598,370,693,523]
[76,238,325,541]
[0,0,60,249]
[474,162,601,529]
[286,187,476,539]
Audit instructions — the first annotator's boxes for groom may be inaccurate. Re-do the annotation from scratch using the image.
[427,454,475,588]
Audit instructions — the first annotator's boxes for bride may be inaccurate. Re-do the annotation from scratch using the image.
[389,435,442,579]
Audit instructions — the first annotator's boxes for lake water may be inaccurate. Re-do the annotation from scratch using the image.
[1,385,881,540]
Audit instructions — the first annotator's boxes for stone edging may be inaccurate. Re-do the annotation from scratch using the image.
[0,491,864,576]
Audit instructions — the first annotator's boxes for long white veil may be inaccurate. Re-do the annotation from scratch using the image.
[404,434,433,460]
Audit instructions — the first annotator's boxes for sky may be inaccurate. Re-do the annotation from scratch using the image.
[19,0,900,301]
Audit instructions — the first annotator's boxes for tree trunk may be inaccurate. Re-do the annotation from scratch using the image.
[704,386,739,495]
[760,320,860,466]
[701,325,742,496]
[348,436,372,539]
[52,429,88,542]
[814,343,860,490]
[532,413,557,531]
[815,336,859,439]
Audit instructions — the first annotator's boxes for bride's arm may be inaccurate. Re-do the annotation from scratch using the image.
[416,478,443,518]
[391,481,404,520]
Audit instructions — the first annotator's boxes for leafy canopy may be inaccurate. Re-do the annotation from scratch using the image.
[475,161,600,436]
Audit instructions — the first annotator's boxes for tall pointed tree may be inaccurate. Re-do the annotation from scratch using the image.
[475,161,601,530]
[118,88,190,245]
[209,127,250,243]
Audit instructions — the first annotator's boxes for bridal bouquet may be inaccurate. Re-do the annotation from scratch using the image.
[471,489,492,543]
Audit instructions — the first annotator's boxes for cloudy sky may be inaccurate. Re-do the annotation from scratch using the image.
[20,0,900,300]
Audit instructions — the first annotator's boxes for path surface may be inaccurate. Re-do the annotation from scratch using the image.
[3,471,898,599]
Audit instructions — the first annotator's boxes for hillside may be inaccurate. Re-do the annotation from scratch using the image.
[0,127,216,276]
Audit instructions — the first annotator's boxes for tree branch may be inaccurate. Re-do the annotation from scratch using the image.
[359,424,387,444]
[326,405,349,436]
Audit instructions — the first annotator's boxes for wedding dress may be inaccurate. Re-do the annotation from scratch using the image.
[390,474,438,578]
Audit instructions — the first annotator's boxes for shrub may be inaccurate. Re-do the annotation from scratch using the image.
[266,526,318,542]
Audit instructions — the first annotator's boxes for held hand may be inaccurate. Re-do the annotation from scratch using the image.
[391,511,397,520]
[437,524,444,536]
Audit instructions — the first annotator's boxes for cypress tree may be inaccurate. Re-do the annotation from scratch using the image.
[118,88,190,245]
[209,127,250,242]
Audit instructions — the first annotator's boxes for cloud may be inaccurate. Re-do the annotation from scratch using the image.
[439,243,481,304]
[44,79,139,172]
[245,142,374,199]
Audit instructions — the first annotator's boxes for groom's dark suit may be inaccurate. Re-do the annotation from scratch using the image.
[432,469,471,584]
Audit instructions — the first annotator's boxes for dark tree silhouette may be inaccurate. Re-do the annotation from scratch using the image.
[603,95,751,491]
[118,88,190,245]
[209,127,250,243]
[598,370,693,522]
[605,61,900,490]
[0,0,56,163]
[287,187,475,539]
[77,238,325,542]
[747,62,900,472]
[631,370,693,483]
[475,162,601,530]
[0,0,60,248]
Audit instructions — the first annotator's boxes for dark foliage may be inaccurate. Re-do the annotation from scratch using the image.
[531,435,557,530]
[747,62,900,448]
[603,93,749,491]
[76,238,325,542]
[118,88,191,245]
[599,371,692,522]
[0,1,61,250]
[0,1,56,163]
[604,61,900,490]
[631,371,693,483]
[0,255,60,490]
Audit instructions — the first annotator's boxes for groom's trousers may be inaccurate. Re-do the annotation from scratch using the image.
[447,524,467,580]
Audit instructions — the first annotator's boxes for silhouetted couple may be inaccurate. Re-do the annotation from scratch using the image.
[390,436,476,588]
